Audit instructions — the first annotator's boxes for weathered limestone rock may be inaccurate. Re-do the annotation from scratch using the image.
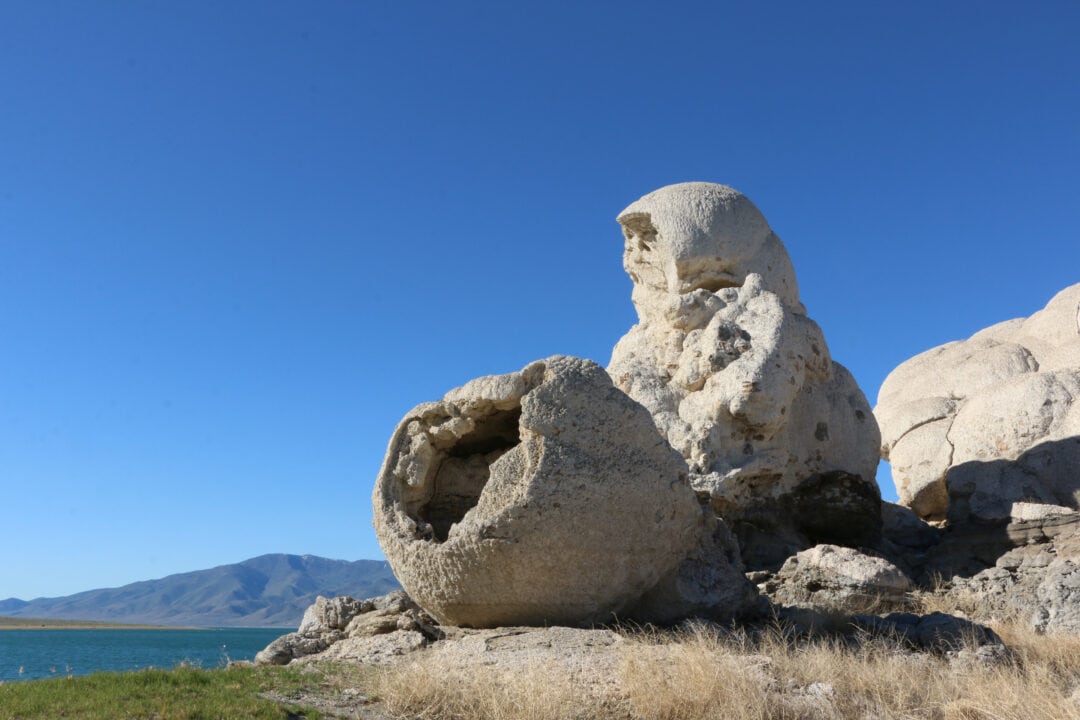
[876,283,1080,522]
[1032,557,1080,634]
[298,595,365,634]
[918,511,1080,633]
[628,508,762,624]
[294,630,429,666]
[764,544,912,614]
[876,284,1080,626]
[255,591,440,666]
[254,630,343,666]
[607,183,882,566]
[372,355,703,628]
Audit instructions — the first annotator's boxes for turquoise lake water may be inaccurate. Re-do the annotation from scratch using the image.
[0,628,289,682]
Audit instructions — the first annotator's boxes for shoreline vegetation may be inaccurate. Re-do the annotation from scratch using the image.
[1,615,1078,719]
[0,617,198,630]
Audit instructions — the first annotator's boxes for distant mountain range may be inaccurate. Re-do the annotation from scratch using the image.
[0,554,401,627]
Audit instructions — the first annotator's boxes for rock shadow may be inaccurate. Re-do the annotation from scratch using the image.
[920,435,1080,580]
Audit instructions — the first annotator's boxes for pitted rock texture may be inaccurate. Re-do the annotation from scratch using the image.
[606,183,881,562]
[255,591,440,666]
[628,507,762,624]
[372,355,703,628]
[876,283,1080,523]
[925,512,1080,634]
[764,544,913,614]
[1033,556,1080,634]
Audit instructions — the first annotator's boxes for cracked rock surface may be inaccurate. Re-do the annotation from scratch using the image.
[875,283,1080,523]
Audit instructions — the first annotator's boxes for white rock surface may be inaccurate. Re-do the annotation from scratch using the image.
[372,355,703,628]
[298,595,365,634]
[876,283,1080,521]
[255,591,440,666]
[607,183,881,560]
[767,544,912,613]
[1010,502,1076,523]
[293,630,429,666]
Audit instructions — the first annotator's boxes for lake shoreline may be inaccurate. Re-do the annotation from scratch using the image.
[0,626,288,682]
[0,617,203,630]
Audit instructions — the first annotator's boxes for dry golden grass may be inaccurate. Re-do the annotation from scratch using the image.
[908,576,1024,625]
[378,656,608,720]
[376,620,1080,720]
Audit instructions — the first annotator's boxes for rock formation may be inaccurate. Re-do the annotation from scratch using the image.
[255,591,441,666]
[607,183,882,566]
[763,544,912,614]
[371,355,703,628]
[366,182,888,630]
[876,283,1080,523]
[257,189,1080,689]
[875,283,1080,634]
[918,512,1080,634]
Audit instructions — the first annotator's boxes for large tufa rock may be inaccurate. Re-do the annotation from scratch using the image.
[372,355,703,628]
[607,182,882,566]
[876,283,1080,523]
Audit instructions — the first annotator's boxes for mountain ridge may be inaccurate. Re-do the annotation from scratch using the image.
[1,554,400,627]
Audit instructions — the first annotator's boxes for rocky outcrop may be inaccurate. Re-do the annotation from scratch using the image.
[607,183,882,568]
[362,182,900,632]
[255,591,441,666]
[921,511,1080,633]
[876,283,1080,523]
[372,355,706,628]
[873,283,1080,634]
[850,612,1009,666]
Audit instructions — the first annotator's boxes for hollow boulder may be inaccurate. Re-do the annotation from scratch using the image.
[372,355,702,628]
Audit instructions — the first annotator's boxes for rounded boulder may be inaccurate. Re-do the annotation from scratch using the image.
[372,355,701,628]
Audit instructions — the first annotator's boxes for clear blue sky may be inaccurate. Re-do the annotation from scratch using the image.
[2,1,1078,600]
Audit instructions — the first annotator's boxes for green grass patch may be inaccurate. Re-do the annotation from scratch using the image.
[0,664,334,720]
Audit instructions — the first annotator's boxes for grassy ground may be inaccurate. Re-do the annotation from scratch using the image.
[2,620,1078,719]
[0,663,379,720]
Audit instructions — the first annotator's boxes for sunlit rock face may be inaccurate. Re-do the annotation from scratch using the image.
[370,182,886,630]
[607,182,882,566]
[372,355,702,628]
[876,283,1080,523]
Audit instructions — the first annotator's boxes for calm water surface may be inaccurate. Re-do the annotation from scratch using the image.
[0,628,289,681]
